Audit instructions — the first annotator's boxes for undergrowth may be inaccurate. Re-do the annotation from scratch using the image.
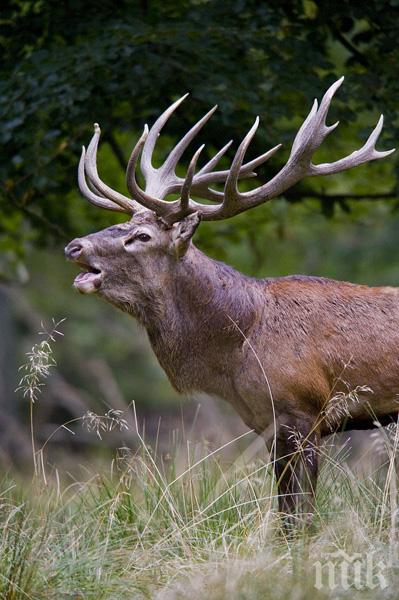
[0,430,399,599]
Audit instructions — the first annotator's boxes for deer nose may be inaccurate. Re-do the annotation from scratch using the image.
[65,241,83,260]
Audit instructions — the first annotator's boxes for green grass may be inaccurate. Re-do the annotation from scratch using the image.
[1,426,399,600]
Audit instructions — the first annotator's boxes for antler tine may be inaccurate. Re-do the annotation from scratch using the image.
[126,123,149,198]
[140,93,189,181]
[161,105,217,177]
[315,76,343,132]
[78,147,129,213]
[289,99,319,159]
[126,125,177,216]
[179,145,205,214]
[223,117,261,207]
[238,145,282,172]
[312,114,395,176]
[186,140,234,202]
[197,140,233,176]
[289,78,342,162]
[192,141,281,193]
[84,124,138,213]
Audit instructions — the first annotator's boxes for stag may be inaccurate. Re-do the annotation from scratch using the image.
[65,78,396,517]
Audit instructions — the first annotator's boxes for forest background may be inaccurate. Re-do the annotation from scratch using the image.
[1,0,399,467]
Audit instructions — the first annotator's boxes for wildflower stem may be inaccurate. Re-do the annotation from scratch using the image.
[30,398,37,475]
[16,318,66,480]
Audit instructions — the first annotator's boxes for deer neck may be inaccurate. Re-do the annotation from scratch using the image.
[143,245,257,393]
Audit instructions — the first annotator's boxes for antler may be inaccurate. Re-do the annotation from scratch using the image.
[217,76,395,220]
[125,95,277,221]
[78,123,141,214]
[78,78,394,222]
[78,94,271,223]
[78,95,273,218]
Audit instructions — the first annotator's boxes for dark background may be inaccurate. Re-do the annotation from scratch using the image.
[1,0,399,468]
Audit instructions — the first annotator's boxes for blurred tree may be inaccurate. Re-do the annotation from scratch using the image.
[1,0,399,279]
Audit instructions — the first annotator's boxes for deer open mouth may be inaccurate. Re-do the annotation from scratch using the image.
[74,264,102,294]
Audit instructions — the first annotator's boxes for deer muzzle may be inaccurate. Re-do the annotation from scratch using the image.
[65,239,103,294]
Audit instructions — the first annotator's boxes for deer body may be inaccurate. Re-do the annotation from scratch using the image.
[140,244,399,435]
[65,78,396,517]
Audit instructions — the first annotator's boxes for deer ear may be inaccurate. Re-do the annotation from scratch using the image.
[171,212,201,258]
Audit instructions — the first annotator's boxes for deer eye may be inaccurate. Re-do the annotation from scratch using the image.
[136,233,151,242]
[123,232,152,248]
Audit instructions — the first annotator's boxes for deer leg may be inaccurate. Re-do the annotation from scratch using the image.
[273,420,319,521]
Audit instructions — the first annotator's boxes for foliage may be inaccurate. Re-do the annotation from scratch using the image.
[1,0,399,279]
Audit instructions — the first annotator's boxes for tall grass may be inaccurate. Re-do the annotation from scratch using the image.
[0,426,398,599]
[5,321,399,598]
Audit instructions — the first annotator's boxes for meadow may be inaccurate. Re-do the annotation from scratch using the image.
[1,405,398,599]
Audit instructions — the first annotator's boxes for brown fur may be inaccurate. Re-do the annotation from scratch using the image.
[65,211,399,516]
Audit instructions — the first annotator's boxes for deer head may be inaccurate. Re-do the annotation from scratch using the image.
[65,77,394,315]
[64,209,202,318]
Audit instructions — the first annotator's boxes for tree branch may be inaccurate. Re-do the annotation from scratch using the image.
[329,26,369,67]
[105,132,127,172]
[5,193,68,239]
[284,191,397,202]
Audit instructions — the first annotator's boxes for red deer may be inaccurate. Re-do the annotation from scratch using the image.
[65,78,396,517]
